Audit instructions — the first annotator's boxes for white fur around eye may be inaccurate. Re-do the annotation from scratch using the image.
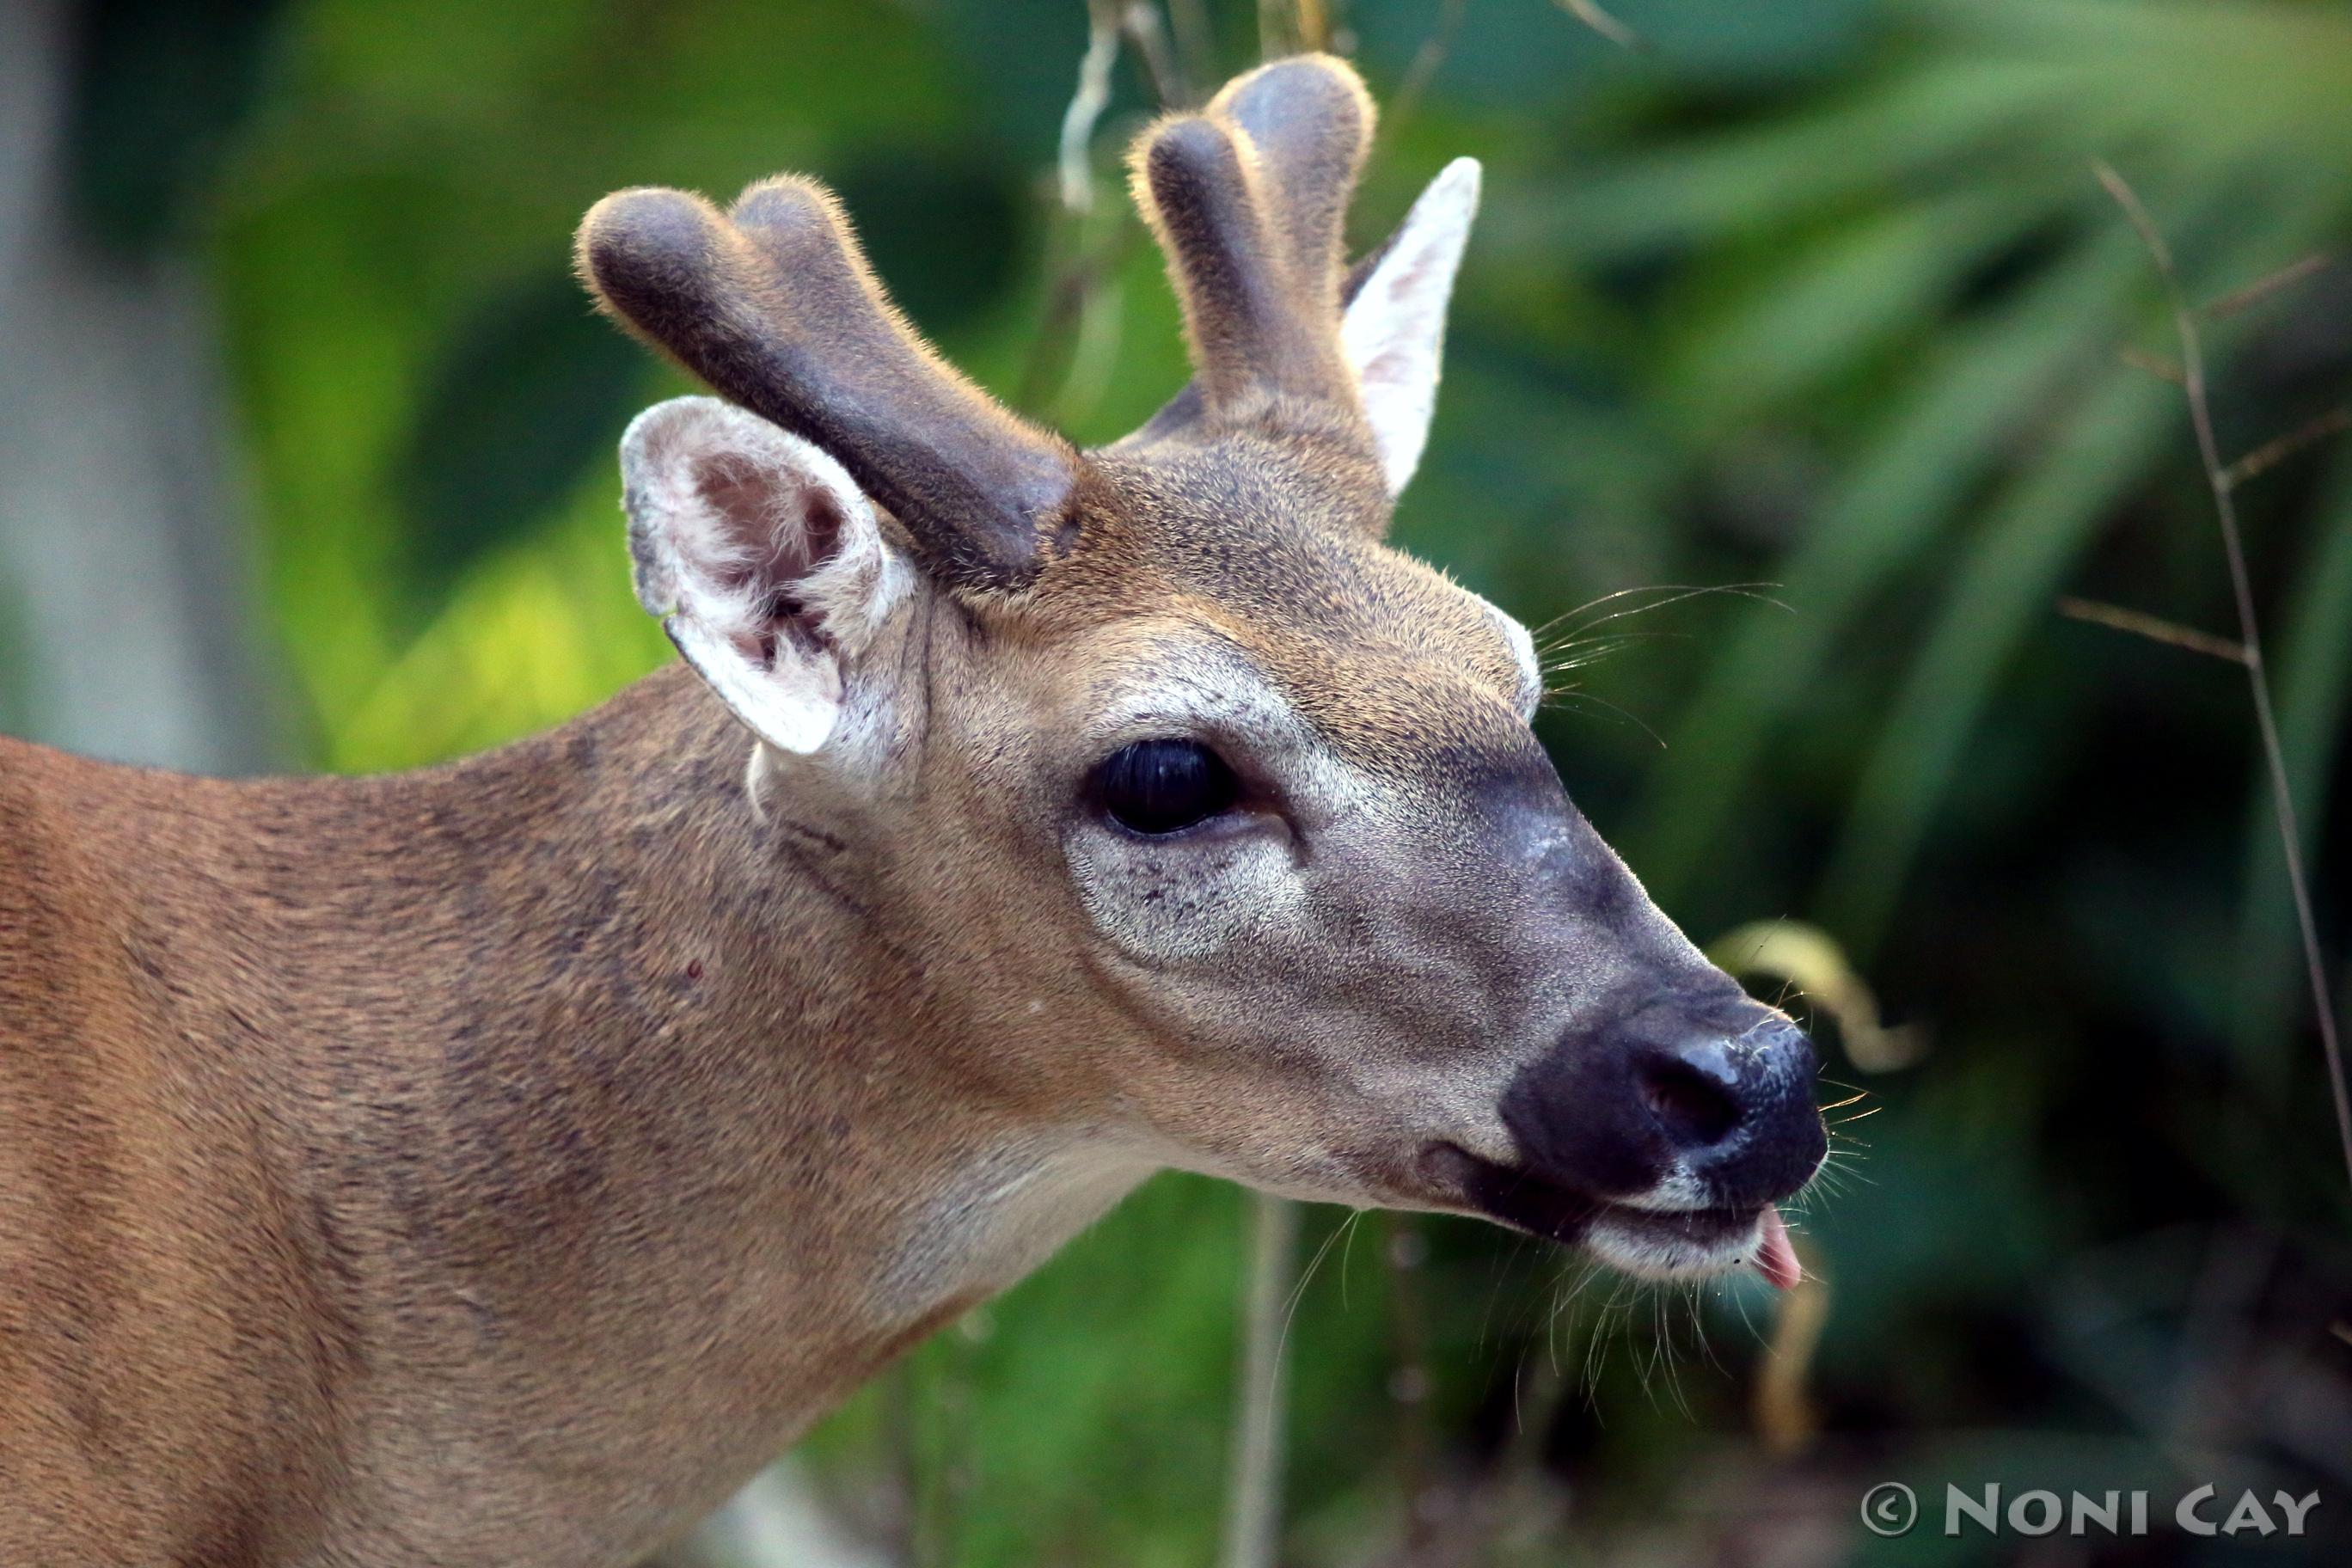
[1061,643,1368,965]
[1067,826,1303,963]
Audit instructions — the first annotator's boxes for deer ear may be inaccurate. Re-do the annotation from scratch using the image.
[620,396,910,754]
[1341,157,1480,498]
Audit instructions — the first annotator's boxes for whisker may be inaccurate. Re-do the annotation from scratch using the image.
[1337,1208,1363,1312]
[1476,1231,1540,1354]
[1541,690,1668,749]
[1689,1281,1727,1377]
[1538,634,1675,675]
[1531,580,1791,644]
[1536,626,1684,655]
[1528,583,1700,638]
[1730,1278,1766,1350]
[1272,1209,1352,1369]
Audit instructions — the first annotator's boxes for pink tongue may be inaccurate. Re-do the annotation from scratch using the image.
[1754,1205,1802,1291]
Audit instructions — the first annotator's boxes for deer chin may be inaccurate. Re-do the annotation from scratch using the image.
[1424,1143,1800,1289]
[1585,1202,1800,1289]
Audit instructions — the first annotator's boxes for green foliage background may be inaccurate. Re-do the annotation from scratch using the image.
[46,0,2352,1562]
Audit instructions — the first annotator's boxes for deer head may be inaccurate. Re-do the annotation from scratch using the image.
[576,56,1825,1287]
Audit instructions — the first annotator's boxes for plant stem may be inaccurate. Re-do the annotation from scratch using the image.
[2096,162,2352,1204]
[1383,1215,1436,1553]
[1222,1194,1299,1568]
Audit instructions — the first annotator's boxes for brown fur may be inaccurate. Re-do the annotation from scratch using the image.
[1,671,1057,1564]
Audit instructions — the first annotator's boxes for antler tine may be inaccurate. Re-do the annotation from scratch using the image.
[1208,56,1375,296]
[577,179,1079,591]
[1130,53,1375,421]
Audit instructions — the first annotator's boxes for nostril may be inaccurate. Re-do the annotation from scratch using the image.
[1637,1056,1743,1149]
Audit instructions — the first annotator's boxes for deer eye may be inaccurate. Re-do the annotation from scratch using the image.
[1093,739,1239,836]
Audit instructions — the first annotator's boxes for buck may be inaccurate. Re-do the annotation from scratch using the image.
[0,55,1825,1568]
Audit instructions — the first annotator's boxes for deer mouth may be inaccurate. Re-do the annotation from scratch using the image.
[1424,1143,1802,1289]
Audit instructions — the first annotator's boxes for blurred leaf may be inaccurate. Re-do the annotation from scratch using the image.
[327,474,670,771]
[1639,226,2154,897]
[832,150,1027,335]
[1818,369,2178,941]
[1657,180,2063,432]
[1517,59,2077,263]
[68,0,285,253]
[1822,197,2336,944]
[0,578,29,736]
[394,268,646,607]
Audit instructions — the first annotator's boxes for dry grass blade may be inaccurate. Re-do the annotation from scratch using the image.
[1707,919,1926,1073]
[2118,346,2186,386]
[1222,1194,1300,1568]
[1556,0,1644,51]
[2093,160,2352,1204]
[1383,1216,1437,1556]
[1057,4,1121,213]
[1292,0,1328,52]
[2225,406,2352,490]
[2056,597,2249,665]
[2204,253,2335,320]
[1121,3,1190,109]
[1393,0,1469,124]
[2094,163,2173,272]
[1753,1248,1829,1456]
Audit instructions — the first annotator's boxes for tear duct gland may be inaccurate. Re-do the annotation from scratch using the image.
[0,53,1823,1568]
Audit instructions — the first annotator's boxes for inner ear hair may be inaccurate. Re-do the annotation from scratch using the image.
[619,395,912,752]
[692,453,848,636]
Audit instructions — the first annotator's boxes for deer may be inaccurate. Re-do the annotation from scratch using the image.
[0,53,1825,1568]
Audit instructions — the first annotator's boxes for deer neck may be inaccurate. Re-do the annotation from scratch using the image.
[264,660,1144,1557]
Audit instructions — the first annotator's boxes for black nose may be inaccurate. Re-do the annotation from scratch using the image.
[1632,1018,1824,1209]
[1498,1001,1827,1210]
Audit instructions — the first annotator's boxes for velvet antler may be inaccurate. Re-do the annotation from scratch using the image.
[578,177,1080,590]
[1128,54,1376,425]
